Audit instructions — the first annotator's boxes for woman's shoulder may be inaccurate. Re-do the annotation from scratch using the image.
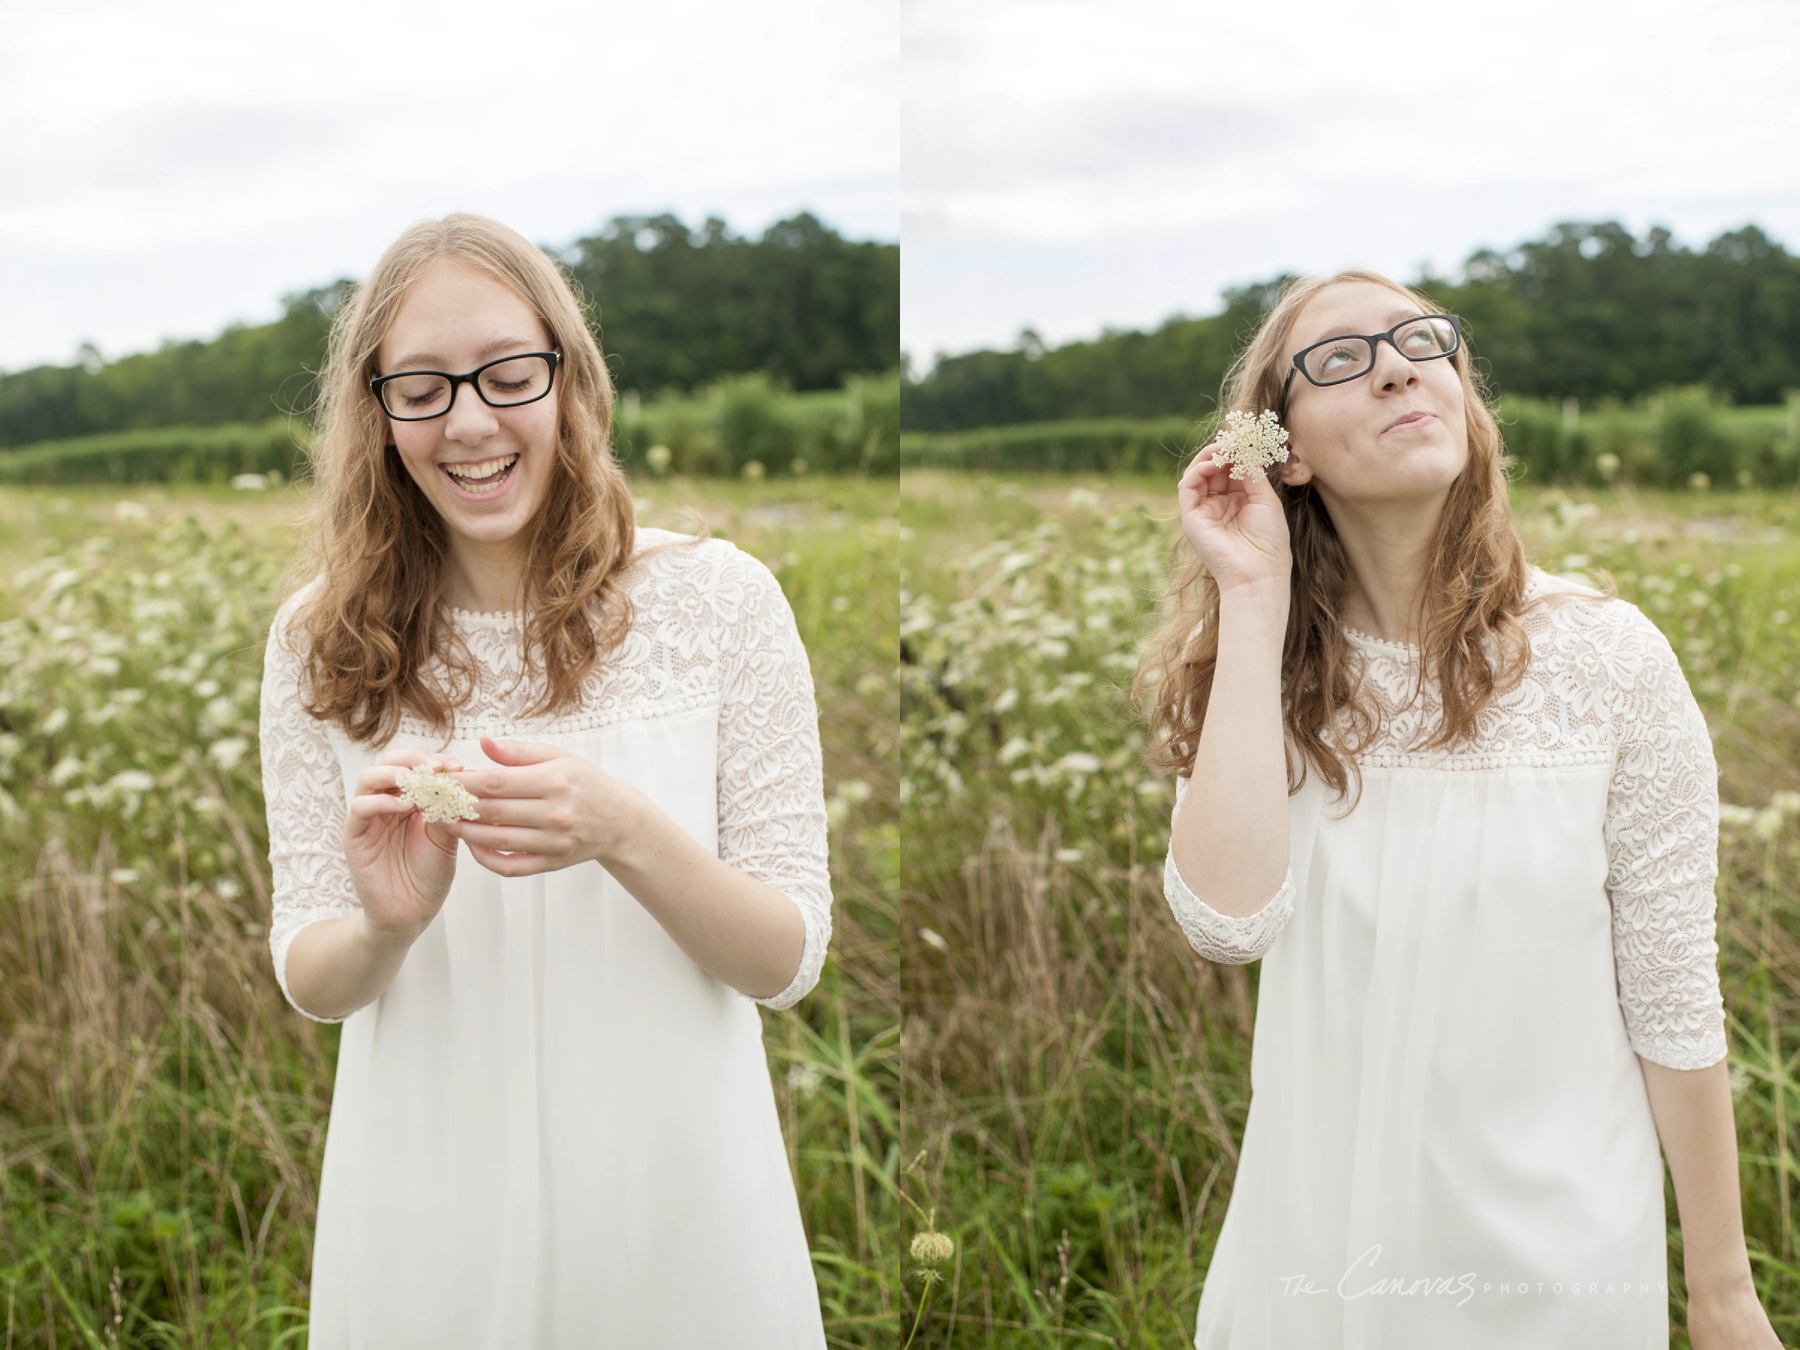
[623,527,782,599]
[1521,564,1680,688]
[265,575,326,653]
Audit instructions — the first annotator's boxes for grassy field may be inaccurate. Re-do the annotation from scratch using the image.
[0,477,899,1347]
[899,471,1800,1347]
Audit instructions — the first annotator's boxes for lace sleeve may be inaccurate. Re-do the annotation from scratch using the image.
[711,546,833,1011]
[260,589,362,1024]
[1161,773,1296,965]
[1599,602,1728,1070]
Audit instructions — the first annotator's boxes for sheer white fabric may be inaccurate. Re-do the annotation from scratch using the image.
[1162,566,1726,1349]
[259,528,829,1349]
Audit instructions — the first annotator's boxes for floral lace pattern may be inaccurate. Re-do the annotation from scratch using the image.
[1162,567,1727,1068]
[260,528,832,1020]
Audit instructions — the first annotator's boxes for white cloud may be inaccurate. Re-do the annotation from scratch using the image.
[903,0,1800,360]
[0,0,897,368]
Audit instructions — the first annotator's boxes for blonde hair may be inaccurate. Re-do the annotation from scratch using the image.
[1134,269,1615,811]
[288,212,637,745]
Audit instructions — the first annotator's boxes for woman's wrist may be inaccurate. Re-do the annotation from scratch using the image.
[354,907,428,951]
[1685,1256,1756,1301]
[587,780,657,872]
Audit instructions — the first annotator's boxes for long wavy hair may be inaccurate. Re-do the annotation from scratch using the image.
[1134,268,1615,812]
[286,213,638,745]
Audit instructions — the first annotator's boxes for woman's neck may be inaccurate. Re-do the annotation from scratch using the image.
[442,540,527,614]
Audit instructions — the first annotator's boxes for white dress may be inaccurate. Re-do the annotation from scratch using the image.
[258,528,831,1349]
[1163,566,1727,1350]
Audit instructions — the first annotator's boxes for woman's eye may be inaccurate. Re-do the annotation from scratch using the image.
[1318,346,1355,372]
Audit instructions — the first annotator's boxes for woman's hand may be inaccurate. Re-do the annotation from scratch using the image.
[1686,1277,1783,1349]
[443,735,644,877]
[1177,442,1293,598]
[343,746,463,939]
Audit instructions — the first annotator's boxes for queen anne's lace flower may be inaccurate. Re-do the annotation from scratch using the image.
[1212,409,1291,480]
[395,765,480,823]
[910,1229,955,1268]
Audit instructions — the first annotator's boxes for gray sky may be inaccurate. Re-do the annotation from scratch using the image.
[904,0,1800,368]
[1,0,897,371]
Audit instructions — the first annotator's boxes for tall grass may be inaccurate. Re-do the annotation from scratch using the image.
[899,471,1800,1347]
[0,478,898,1347]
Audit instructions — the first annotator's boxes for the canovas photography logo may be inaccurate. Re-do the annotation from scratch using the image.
[1277,1245,1669,1308]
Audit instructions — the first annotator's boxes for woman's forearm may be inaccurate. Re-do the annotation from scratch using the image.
[1170,585,1292,918]
[1639,1055,1756,1296]
[285,913,422,1021]
[601,794,808,1001]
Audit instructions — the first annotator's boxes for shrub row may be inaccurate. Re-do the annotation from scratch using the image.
[899,416,1201,475]
[0,419,310,485]
[0,372,900,485]
[900,390,1800,488]
[615,371,898,477]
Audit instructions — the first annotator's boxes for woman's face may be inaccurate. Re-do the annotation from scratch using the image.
[1275,281,1469,506]
[376,257,559,558]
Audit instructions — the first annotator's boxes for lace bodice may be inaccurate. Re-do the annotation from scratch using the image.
[259,528,832,1019]
[1164,567,1728,1070]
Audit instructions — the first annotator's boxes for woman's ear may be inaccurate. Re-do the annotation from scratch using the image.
[1279,453,1313,488]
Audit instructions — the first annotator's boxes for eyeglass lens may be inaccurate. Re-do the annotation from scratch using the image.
[1300,316,1458,386]
[380,355,553,418]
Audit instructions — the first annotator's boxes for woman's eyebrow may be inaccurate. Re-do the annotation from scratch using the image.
[387,336,542,370]
[1303,308,1422,346]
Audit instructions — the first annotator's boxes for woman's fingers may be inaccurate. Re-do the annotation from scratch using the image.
[445,819,571,857]
[353,754,466,799]
[464,841,555,878]
[347,793,415,822]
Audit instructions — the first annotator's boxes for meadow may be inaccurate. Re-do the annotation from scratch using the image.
[900,470,1800,1347]
[0,476,899,1347]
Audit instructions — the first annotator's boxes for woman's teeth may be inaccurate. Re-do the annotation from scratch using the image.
[443,454,519,494]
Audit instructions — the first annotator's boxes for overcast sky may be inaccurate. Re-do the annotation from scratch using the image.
[904,0,1800,368]
[0,0,897,372]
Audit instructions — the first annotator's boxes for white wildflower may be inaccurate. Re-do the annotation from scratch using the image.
[919,927,949,953]
[395,765,480,823]
[208,737,250,771]
[107,770,156,794]
[645,444,673,474]
[231,473,268,491]
[786,1062,824,1097]
[1729,1063,1751,1101]
[109,868,139,885]
[1752,806,1783,843]
[910,1228,955,1268]
[1211,410,1291,481]
[1054,752,1102,776]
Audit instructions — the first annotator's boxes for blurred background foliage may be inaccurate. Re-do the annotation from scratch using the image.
[0,212,899,481]
[900,221,1800,488]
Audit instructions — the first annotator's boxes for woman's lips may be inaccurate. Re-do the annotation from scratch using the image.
[1383,411,1435,434]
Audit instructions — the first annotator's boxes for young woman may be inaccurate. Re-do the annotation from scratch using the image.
[258,214,831,1348]
[1138,271,1780,1349]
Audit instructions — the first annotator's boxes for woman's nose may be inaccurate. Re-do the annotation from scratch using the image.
[443,380,499,439]
[1369,337,1419,392]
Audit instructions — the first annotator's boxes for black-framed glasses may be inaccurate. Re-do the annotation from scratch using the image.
[1280,315,1460,411]
[370,351,561,421]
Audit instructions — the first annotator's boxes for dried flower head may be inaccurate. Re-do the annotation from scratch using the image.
[396,765,480,824]
[910,1229,955,1268]
[1212,409,1290,481]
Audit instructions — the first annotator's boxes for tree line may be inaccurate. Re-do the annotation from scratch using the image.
[0,212,898,450]
[901,221,1800,431]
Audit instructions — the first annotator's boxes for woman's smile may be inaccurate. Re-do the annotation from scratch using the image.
[441,451,522,498]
